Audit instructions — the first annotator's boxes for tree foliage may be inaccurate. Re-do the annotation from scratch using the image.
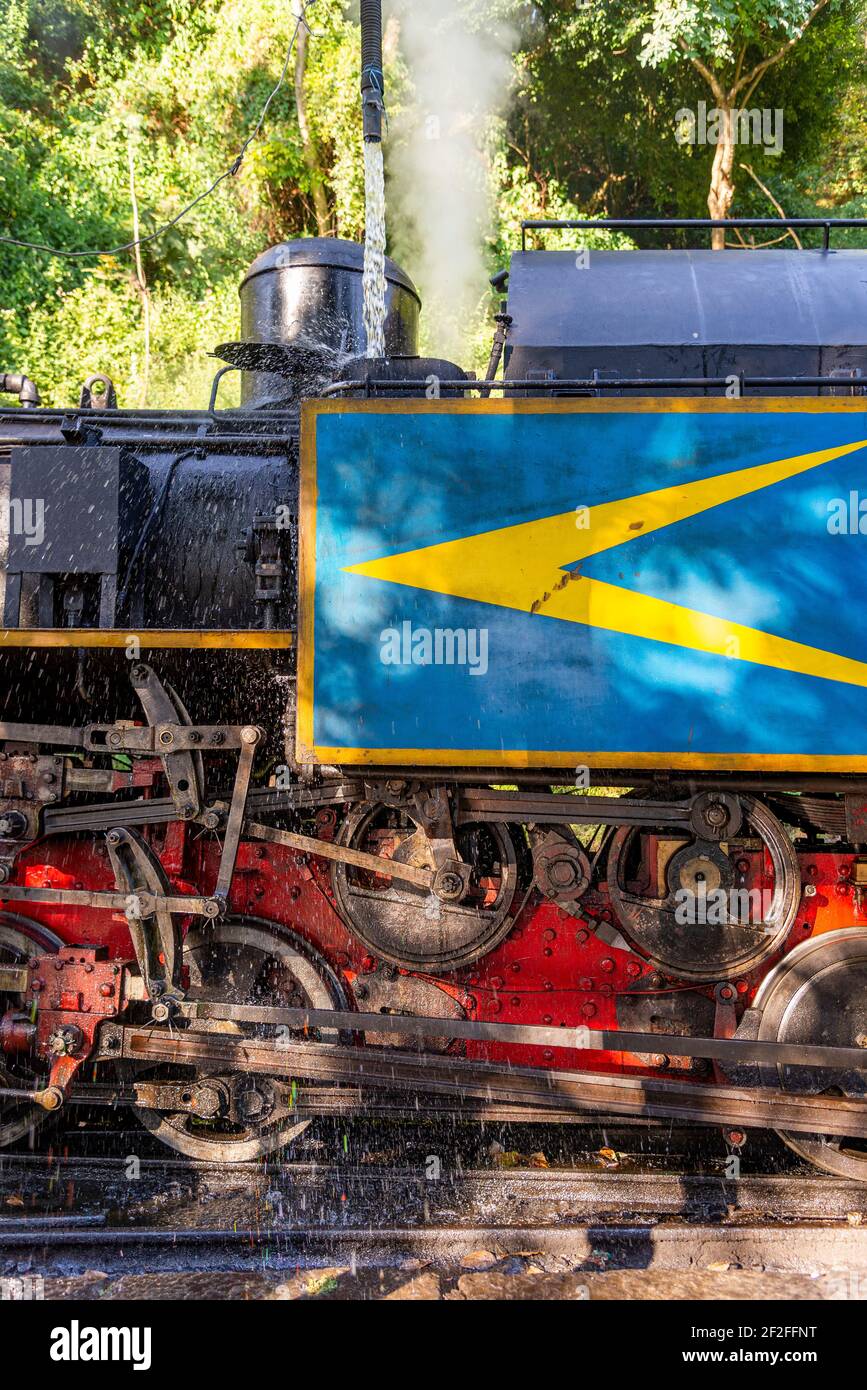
[0,0,367,406]
[510,0,865,239]
[0,0,864,405]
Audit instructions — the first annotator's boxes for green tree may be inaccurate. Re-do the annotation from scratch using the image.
[509,0,865,246]
[0,0,366,406]
[638,0,854,246]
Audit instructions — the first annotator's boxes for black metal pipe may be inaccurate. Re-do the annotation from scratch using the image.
[208,364,238,412]
[0,372,41,408]
[323,374,866,396]
[480,310,513,399]
[360,0,384,142]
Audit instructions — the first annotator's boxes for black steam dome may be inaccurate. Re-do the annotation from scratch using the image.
[235,237,420,405]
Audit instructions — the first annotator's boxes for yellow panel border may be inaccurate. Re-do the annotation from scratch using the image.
[307,746,867,772]
[0,630,293,650]
[307,395,867,419]
[297,396,867,771]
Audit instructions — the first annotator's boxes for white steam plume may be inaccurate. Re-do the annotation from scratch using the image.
[385,0,518,363]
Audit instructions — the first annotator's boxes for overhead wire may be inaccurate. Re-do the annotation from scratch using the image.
[0,0,317,260]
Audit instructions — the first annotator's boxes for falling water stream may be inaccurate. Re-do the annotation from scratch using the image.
[363,141,388,357]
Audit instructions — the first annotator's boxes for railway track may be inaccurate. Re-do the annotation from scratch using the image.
[2,1139,867,1280]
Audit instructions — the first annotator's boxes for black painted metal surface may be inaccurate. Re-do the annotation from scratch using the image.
[0,410,298,629]
[505,248,867,394]
[238,238,420,405]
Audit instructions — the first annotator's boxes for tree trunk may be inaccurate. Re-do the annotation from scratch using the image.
[707,104,735,250]
[293,6,331,237]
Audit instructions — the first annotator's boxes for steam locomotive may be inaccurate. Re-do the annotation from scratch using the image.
[2,219,867,1176]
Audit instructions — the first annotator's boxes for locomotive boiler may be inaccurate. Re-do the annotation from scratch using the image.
[2,215,867,1176]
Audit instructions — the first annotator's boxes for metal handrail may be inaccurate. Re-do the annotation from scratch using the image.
[520,217,867,252]
[323,374,865,397]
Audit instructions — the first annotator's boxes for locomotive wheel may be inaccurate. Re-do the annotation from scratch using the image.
[0,915,64,1147]
[132,918,344,1162]
[606,796,800,982]
[331,804,519,972]
[752,929,867,1180]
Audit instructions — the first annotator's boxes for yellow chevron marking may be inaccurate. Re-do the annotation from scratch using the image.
[346,438,867,687]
